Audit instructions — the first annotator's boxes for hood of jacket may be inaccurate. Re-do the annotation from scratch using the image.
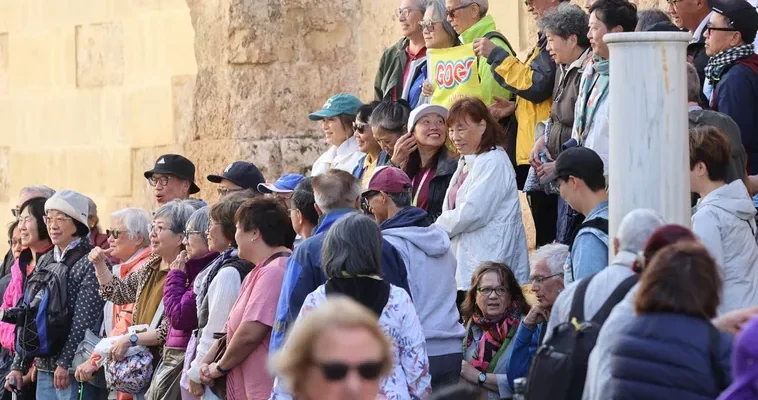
[380,207,430,230]
[697,180,756,222]
[460,15,499,44]
[382,224,451,259]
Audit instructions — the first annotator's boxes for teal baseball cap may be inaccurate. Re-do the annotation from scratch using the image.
[308,93,363,121]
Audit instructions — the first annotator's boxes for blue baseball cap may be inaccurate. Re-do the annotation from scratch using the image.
[308,93,363,121]
[258,173,306,194]
[207,161,266,191]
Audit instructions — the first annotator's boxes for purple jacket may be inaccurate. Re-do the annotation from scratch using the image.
[163,251,219,349]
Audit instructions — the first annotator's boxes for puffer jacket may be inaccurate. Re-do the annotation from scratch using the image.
[487,32,556,166]
[546,48,592,158]
[692,180,758,314]
[162,251,218,349]
[609,313,732,400]
[405,147,458,223]
[434,147,530,288]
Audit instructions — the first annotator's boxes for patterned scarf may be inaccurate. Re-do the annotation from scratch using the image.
[705,43,755,85]
[466,301,521,372]
[573,55,610,145]
[197,247,238,304]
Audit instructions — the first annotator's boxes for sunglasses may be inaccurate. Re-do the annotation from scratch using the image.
[106,229,126,239]
[318,361,384,381]
[10,208,20,218]
[705,23,738,35]
[353,122,368,133]
[419,19,441,32]
[446,3,474,18]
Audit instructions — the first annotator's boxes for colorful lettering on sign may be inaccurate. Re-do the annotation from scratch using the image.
[435,57,476,89]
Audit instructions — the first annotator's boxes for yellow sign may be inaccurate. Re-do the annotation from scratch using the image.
[428,44,483,108]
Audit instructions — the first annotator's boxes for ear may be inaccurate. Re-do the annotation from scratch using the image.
[568,34,578,48]
[469,3,480,18]
[314,203,324,216]
[611,25,624,33]
[733,31,744,47]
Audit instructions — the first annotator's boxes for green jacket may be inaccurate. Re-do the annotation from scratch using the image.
[459,15,515,105]
[374,38,410,101]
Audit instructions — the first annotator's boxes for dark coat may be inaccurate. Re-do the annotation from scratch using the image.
[609,313,733,400]
[405,147,458,223]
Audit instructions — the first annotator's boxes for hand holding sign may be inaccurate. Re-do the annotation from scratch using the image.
[428,44,483,108]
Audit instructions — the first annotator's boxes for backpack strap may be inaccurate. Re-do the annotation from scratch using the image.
[482,31,516,58]
[150,301,164,330]
[709,325,728,391]
[567,218,609,250]
[61,243,90,269]
[568,274,596,322]
[590,274,638,325]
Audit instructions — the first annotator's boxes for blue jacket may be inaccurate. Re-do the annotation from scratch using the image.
[352,151,391,180]
[567,200,609,285]
[504,321,543,390]
[712,55,758,175]
[380,206,430,230]
[270,209,410,352]
[609,313,733,400]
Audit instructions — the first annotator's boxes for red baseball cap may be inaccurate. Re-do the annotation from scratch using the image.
[362,166,412,196]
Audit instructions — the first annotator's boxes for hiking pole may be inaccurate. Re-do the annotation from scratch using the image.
[7,375,18,400]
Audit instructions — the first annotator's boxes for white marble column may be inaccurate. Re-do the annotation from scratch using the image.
[605,32,692,247]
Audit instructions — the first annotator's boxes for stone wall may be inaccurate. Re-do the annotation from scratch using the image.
[0,0,666,254]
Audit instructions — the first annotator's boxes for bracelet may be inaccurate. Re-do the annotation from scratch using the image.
[216,364,231,375]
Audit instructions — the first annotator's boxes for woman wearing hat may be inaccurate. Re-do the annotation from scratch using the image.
[309,93,366,176]
[388,103,458,222]
[5,190,105,400]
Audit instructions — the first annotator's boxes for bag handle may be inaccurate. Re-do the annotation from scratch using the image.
[149,301,164,330]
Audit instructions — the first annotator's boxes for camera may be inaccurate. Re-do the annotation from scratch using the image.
[0,307,25,325]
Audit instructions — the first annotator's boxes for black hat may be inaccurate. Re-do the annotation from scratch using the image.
[708,0,758,43]
[555,147,605,183]
[144,154,200,194]
[207,161,265,192]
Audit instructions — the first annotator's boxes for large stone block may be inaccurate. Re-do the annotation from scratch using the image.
[279,137,329,176]
[9,149,64,194]
[193,68,232,141]
[172,75,197,145]
[8,28,76,89]
[0,146,9,202]
[0,34,8,93]
[76,22,125,88]
[122,83,175,148]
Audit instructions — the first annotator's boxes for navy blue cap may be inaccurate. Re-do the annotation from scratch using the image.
[258,174,306,193]
[207,161,265,191]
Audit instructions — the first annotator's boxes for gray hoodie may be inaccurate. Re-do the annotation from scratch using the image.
[692,180,758,314]
[383,224,465,357]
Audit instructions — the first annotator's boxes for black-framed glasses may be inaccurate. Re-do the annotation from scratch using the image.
[477,286,508,297]
[106,229,126,239]
[396,7,422,19]
[665,0,685,5]
[150,223,168,235]
[353,122,367,133]
[446,3,474,18]
[419,19,441,32]
[317,361,384,381]
[531,272,563,285]
[11,207,20,218]
[705,23,738,34]
[148,175,172,187]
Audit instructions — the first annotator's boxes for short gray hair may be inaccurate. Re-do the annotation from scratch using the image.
[186,206,210,246]
[538,3,590,47]
[472,0,488,16]
[616,209,666,254]
[183,198,208,211]
[111,208,151,247]
[312,170,362,212]
[387,189,412,208]
[686,63,701,103]
[322,213,383,279]
[636,8,671,31]
[532,243,569,275]
[153,199,197,234]
[20,185,55,199]
[425,0,459,41]
[368,101,411,135]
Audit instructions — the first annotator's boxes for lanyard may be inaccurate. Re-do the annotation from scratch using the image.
[411,169,433,207]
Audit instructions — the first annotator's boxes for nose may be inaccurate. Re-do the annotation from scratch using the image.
[321,120,329,130]
[343,369,363,396]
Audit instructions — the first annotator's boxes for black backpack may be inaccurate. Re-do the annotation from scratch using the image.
[15,244,88,358]
[525,272,638,400]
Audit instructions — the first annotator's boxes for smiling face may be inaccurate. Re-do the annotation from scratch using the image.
[353,118,382,155]
[108,218,143,261]
[412,113,447,148]
[398,0,424,38]
[373,127,402,157]
[588,11,611,59]
[234,222,259,262]
[422,8,455,48]
[206,218,230,254]
[668,0,705,30]
[149,216,184,260]
[474,271,511,319]
[321,117,351,147]
[301,326,385,400]
[18,209,41,248]
[546,31,577,64]
[448,115,485,155]
[704,13,742,57]
[46,210,78,249]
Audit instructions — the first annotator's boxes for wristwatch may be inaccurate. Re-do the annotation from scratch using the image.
[216,364,232,375]
[478,372,487,386]
[129,334,139,346]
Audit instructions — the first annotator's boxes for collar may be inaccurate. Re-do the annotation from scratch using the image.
[459,15,497,44]
[365,152,376,165]
[689,104,703,112]
[314,209,356,235]
[405,44,427,60]
[586,199,609,219]
[610,250,638,268]
[568,48,593,71]
[121,246,151,265]
[691,12,712,43]
[335,136,359,157]
[54,238,82,263]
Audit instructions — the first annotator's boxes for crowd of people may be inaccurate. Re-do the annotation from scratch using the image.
[1,0,758,399]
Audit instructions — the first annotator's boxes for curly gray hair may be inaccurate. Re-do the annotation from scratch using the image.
[538,3,590,48]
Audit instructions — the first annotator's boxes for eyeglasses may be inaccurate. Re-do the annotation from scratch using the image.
[477,286,508,297]
[353,122,367,133]
[184,230,202,237]
[43,215,73,226]
[665,0,685,4]
[17,215,34,225]
[396,7,422,19]
[317,361,384,381]
[446,3,474,18]
[106,229,126,239]
[147,175,172,187]
[11,207,20,218]
[530,272,563,285]
[705,23,739,35]
[419,19,441,32]
[150,224,169,235]
[217,187,243,197]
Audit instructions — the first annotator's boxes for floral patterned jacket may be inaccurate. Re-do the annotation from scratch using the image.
[99,254,169,345]
[271,284,432,400]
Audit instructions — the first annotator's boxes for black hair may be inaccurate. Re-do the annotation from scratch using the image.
[19,197,50,242]
[368,100,412,135]
[356,101,382,124]
[73,219,90,238]
[590,0,638,33]
[558,173,607,191]
[235,197,296,249]
[292,177,319,227]
[636,8,673,31]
